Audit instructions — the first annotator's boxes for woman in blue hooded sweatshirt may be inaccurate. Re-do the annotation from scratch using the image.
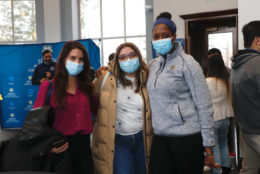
[147,12,219,174]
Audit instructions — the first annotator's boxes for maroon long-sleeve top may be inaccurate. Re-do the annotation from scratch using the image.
[33,80,98,136]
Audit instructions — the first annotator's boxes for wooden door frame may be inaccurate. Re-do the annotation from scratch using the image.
[180,9,238,54]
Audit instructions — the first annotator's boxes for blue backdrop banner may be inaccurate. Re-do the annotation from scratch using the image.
[0,39,100,128]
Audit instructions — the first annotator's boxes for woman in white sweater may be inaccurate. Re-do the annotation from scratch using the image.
[206,51,234,174]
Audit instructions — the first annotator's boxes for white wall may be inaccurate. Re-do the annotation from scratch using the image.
[43,0,61,42]
[71,0,80,40]
[38,0,79,43]
[238,0,260,49]
[153,0,237,38]
[39,0,238,43]
[60,0,80,41]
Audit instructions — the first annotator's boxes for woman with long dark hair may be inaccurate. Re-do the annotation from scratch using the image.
[33,41,98,174]
[92,42,152,174]
[206,49,233,174]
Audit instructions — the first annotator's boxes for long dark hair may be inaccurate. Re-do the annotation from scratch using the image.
[114,42,148,93]
[54,41,95,111]
[207,54,230,96]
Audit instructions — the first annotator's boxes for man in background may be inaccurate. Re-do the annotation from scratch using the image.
[31,49,56,85]
[108,53,115,63]
[231,21,260,174]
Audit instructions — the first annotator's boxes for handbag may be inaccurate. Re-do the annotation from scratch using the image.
[19,80,55,142]
[0,81,71,172]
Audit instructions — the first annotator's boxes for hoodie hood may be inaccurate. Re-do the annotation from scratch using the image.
[231,49,260,69]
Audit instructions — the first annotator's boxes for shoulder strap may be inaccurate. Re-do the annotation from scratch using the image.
[100,72,111,92]
[45,80,53,105]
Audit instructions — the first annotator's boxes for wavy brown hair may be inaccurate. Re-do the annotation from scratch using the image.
[207,54,230,96]
[54,41,95,111]
[114,42,149,93]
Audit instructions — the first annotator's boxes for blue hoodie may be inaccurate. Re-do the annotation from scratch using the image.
[147,43,214,147]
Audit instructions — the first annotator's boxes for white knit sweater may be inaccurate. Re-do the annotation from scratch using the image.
[206,77,234,122]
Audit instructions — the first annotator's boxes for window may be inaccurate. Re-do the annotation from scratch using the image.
[208,32,233,68]
[80,0,146,65]
[0,0,36,43]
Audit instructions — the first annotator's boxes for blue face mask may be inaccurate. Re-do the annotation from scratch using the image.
[66,60,84,76]
[152,38,173,55]
[119,57,140,74]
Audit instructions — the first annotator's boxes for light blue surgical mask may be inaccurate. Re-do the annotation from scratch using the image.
[119,57,140,73]
[66,60,84,76]
[152,38,173,55]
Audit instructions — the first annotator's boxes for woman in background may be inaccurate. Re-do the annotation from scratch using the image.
[34,41,98,174]
[206,50,233,174]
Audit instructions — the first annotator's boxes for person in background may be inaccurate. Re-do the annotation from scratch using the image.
[206,53,234,174]
[33,41,98,174]
[108,53,115,62]
[89,66,96,81]
[231,21,260,174]
[92,42,152,174]
[147,12,218,174]
[208,48,231,73]
[31,49,56,85]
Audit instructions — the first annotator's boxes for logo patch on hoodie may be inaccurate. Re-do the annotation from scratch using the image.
[170,65,175,70]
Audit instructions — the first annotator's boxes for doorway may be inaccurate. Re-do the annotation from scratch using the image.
[180,9,238,74]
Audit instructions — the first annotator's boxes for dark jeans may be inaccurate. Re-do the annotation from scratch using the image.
[113,131,146,174]
[149,133,205,174]
[66,133,93,174]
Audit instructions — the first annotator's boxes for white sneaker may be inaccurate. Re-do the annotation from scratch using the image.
[203,165,211,172]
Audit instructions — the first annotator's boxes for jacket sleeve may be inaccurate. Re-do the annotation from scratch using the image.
[31,67,41,85]
[183,55,215,147]
[206,78,216,101]
[33,81,49,108]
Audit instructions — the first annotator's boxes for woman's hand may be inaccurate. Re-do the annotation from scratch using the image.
[40,77,48,83]
[204,147,221,169]
[50,142,69,154]
[95,66,108,79]
[45,72,52,79]
[205,154,220,169]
